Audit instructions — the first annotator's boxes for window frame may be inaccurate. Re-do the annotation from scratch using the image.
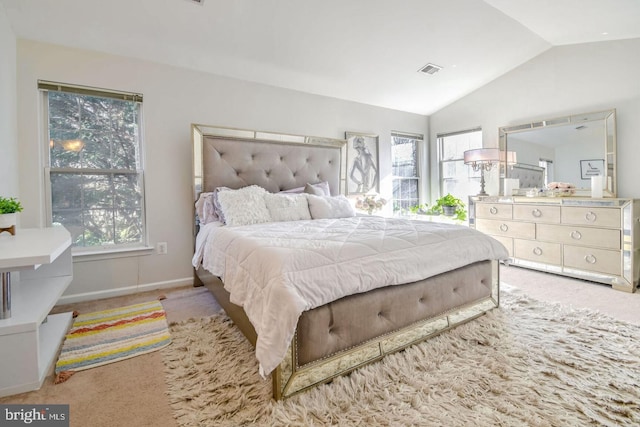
[436,127,482,200]
[391,131,423,213]
[39,81,150,256]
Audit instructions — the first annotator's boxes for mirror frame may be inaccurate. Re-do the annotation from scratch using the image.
[499,109,617,197]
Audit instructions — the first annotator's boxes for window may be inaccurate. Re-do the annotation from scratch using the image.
[437,129,482,201]
[40,81,145,251]
[539,158,554,186]
[391,132,423,212]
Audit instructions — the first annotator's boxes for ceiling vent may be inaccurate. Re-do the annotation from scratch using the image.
[418,63,442,75]
[187,0,204,4]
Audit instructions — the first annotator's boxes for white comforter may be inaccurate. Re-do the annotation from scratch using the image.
[196,216,508,377]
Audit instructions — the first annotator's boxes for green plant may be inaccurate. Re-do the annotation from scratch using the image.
[0,197,24,214]
[408,204,429,214]
[433,193,467,221]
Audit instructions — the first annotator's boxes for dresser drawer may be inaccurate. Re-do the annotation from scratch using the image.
[514,239,561,265]
[563,245,621,276]
[476,203,512,220]
[561,206,620,228]
[476,219,535,239]
[490,235,513,257]
[536,224,620,250]
[513,204,560,223]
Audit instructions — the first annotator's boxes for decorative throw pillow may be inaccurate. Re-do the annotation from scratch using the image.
[215,185,271,226]
[211,187,231,224]
[264,193,311,222]
[307,194,356,219]
[280,181,330,195]
[304,181,331,196]
[279,186,305,194]
[195,192,218,224]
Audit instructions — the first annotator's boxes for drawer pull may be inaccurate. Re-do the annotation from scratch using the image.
[585,211,597,222]
[532,208,542,218]
[584,254,597,264]
[490,207,498,215]
[499,224,509,232]
[570,230,582,240]
[533,247,543,256]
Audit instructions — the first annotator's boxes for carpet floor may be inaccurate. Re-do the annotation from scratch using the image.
[162,287,640,427]
[0,286,220,427]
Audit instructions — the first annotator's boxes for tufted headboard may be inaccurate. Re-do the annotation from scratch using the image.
[508,163,545,189]
[192,125,347,201]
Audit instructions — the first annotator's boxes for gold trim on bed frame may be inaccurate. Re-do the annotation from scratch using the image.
[272,260,500,400]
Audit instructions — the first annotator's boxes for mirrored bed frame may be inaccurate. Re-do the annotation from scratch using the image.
[192,124,500,400]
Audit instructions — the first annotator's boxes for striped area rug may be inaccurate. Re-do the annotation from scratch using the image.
[55,300,171,383]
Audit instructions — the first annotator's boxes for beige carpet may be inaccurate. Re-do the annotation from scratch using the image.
[0,286,221,427]
[163,288,640,427]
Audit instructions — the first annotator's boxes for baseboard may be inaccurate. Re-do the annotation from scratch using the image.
[57,277,194,305]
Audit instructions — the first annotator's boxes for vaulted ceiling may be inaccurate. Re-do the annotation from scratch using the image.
[2,0,639,115]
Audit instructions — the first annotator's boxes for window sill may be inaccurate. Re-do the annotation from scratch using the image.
[72,246,155,262]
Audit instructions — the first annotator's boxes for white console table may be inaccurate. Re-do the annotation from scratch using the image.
[0,227,73,397]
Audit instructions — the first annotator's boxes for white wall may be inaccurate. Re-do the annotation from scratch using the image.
[429,38,640,199]
[16,40,428,301]
[0,4,18,198]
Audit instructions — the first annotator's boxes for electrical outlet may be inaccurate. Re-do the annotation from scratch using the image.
[157,242,168,255]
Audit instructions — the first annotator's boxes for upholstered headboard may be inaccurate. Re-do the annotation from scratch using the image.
[193,125,347,200]
[509,163,545,189]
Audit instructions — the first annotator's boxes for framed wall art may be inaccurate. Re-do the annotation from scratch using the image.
[345,132,379,195]
[580,159,604,180]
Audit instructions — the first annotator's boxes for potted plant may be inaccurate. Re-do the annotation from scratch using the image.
[408,203,429,215]
[0,196,23,231]
[434,194,467,221]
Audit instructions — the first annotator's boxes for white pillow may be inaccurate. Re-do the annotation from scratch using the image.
[307,195,356,219]
[264,193,311,222]
[215,185,272,226]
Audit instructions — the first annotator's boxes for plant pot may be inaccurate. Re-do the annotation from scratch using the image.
[0,213,17,229]
[442,206,456,216]
[0,213,18,235]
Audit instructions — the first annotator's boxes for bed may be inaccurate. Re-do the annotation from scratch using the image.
[506,163,545,191]
[192,124,508,400]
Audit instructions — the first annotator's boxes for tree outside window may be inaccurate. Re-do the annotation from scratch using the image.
[41,82,145,250]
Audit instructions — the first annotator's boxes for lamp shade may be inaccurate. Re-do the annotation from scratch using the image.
[463,148,500,164]
[500,150,517,165]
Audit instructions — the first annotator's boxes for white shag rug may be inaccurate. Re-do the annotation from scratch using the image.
[162,286,640,427]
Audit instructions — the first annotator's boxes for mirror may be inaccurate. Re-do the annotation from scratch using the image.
[499,109,616,197]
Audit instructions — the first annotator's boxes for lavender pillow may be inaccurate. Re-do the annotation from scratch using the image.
[195,192,218,224]
[279,186,305,194]
[280,181,330,196]
[211,187,231,224]
[304,181,331,196]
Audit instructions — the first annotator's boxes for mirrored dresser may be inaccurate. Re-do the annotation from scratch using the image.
[470,197,639,293]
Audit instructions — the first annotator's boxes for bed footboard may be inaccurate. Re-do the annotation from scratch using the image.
[197,260,500,400]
